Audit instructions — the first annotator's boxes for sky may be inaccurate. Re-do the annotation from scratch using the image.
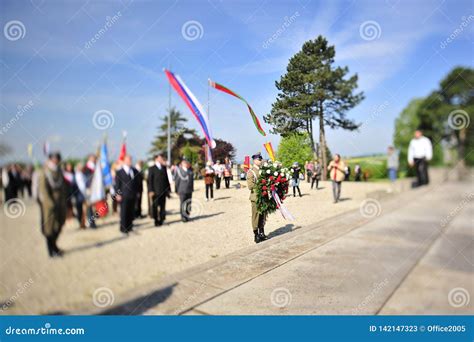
[0,0,473,163]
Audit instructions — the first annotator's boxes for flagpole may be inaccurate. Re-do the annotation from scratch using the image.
[206,77,210,162]
[167,62,172,165]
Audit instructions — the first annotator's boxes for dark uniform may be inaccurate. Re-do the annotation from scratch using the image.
[247,153,267,243]
[115,166,140,233]
[38,155,68,257]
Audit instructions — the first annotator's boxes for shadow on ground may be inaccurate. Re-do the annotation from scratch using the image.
[100,283,177,315]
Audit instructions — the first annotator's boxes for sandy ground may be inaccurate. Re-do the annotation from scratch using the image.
[0,179,392,314]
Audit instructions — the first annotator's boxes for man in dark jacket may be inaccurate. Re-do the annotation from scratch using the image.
[147,154,171,226]
[134,160,145,218]
[174,157,194,222]
[115,155,139,234]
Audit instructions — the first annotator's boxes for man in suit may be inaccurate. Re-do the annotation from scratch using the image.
[115,155,139,234]
[134,160,145,218]
[174,157,194,222]
[148,154,171,226]
[247,152,267,243]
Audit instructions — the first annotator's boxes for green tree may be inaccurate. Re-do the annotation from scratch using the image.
[276,133,313,168]
[199,138,237,164]
[264,35,364,179]
[149,107,200,164]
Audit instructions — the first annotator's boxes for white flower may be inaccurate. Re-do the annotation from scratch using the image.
[274,172,278,176]
[263,163,268,167]
[290,168,294,172]
[266,170,271,174]
[280,173,284,177]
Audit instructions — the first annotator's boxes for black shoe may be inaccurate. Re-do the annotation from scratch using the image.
[254,231,262,244]
[258,227,268,241]
[154,220,163,227]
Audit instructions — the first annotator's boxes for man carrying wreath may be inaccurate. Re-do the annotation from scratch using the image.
[247,152,267,243]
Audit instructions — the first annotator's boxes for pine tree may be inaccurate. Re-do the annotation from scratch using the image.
[264,35,364,179]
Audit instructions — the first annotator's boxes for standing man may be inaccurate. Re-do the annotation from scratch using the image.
[148,154,171,226]
[175,157,194,222]
[247,152,267,243]
[115,155,139,234]
[213,160,224,190]
[38,152,68,258]
[408,130,433,186]
[134,160,145,218]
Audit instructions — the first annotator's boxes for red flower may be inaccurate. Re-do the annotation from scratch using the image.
[271,185,275,191]
[262,186,267,190]
[269,176,274,180]
[262,191,268,196]
[261,179,266,184]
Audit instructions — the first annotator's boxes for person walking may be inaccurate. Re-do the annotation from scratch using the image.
[247,152,267,243]
[291,162,302,197]
[408,129,432,187]
[114,155,139,234]
[148,154,171,226]
[328,154,346,203]
[175,157,194,222]
[38,152,68,258]
[202,161,215,201]
[311,160,321,190]
[223,157,232,189]
[213,160,224,190]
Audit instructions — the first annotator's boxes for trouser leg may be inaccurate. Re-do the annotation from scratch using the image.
[332,181,337,201]
[251,201,259,232]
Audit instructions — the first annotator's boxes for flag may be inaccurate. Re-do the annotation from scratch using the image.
[89,159,105,204]
[27,143,33,158]
[164,69,216,148]
[118,131,127,161]
[243,156,250,171]
[100,140,113,187]
[263,142,276,162]
[208,79,266,136]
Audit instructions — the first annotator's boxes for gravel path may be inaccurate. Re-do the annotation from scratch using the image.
[0,179,391,314]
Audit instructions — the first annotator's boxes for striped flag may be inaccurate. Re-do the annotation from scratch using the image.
[164,69,216,148]
[209,79,266,136]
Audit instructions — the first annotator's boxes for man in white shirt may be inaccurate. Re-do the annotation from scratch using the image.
[408,130,433,186]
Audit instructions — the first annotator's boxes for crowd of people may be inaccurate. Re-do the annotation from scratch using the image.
[1,129,433,253]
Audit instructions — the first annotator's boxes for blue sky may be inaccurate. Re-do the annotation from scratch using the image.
[1,0,472,163]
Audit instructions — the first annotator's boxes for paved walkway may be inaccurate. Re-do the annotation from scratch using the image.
[94,180,473,315]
